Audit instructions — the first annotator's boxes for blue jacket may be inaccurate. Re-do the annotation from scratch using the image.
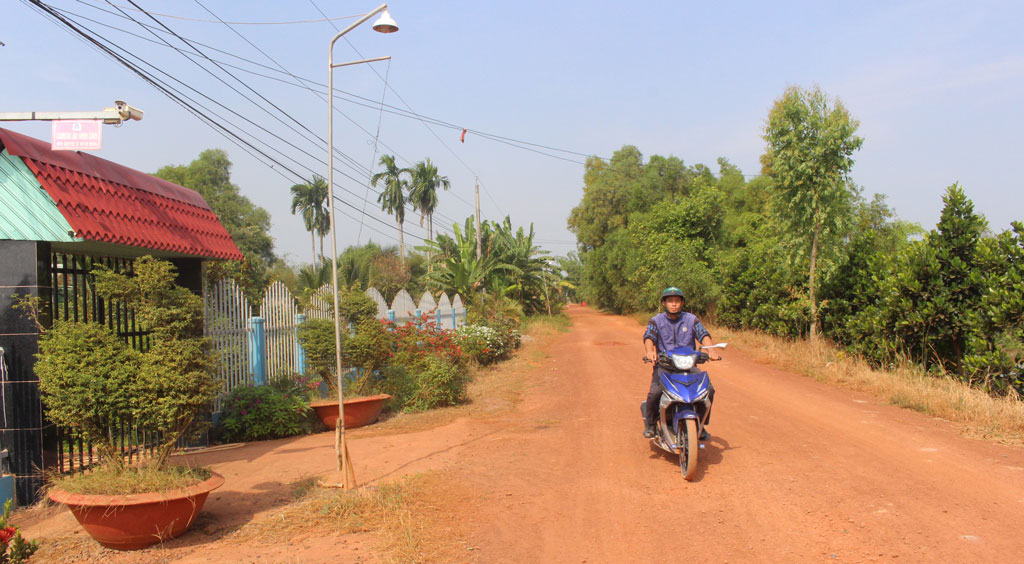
[643,312,710,352]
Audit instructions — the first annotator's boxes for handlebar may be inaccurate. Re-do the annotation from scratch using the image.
[643,353,722,364]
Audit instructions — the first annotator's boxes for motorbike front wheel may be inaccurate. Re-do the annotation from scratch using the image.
[678,418,699,480]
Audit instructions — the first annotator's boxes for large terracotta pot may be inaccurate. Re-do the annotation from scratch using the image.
[310,394,391,429]
[48,471,224,550]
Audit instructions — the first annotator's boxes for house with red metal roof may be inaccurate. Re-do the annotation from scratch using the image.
[0,126,242,504]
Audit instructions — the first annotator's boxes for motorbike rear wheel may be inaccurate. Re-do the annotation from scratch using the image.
[678,418,699,480]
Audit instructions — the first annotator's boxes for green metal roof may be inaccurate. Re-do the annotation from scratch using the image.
[0,149,77,243]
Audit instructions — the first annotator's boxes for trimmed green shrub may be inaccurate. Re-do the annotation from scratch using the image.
[405,355,469,411]
[218,384,313,442]
[34,320,139,469]
[296,318,341,392]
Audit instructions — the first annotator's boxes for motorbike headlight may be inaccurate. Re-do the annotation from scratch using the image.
[670,353,697,370]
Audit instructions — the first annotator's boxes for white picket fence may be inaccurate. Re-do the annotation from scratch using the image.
[203,281,466,400]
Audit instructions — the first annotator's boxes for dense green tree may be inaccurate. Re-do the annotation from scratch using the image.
[854,184,987,374]
[154,149,275,302]
[567,147,644,250]
[371,155,410,260]
[927,184,988,373]
[761,86,864,340]
[818,194,920,346]
[966,221,1024,394]
[569,145,728,315]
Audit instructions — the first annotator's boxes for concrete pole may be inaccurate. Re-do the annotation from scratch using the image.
[475,176,482,260]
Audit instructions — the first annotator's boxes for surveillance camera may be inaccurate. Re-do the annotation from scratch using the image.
[114,100,144,121]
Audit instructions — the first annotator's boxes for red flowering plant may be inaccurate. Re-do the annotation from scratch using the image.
[389,312,468,371]
[377,312,472,411]
[0,500,38,563]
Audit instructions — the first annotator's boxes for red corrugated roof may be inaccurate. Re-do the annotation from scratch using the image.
[0,128,242,260]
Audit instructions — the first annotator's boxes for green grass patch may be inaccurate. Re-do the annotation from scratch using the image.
[51,464,212,496]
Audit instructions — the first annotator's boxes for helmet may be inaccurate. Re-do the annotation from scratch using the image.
[660,287,685,302]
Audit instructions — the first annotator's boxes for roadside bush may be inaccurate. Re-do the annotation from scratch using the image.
[457,324,518,365]
[390,316,466,370]
[386,316,469,410]
[405,355,469,411]
[372,365,416,410]
[219,383,314,442]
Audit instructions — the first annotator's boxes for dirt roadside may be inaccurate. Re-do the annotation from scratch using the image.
[20,305,1024,563]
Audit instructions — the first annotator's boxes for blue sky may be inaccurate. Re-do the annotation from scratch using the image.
[3,1,1022,264]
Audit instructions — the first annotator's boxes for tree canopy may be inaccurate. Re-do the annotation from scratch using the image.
[566,85,1021,397]
[154,149,276,302]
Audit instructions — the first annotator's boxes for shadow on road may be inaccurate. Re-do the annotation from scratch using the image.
[647,434,736,482]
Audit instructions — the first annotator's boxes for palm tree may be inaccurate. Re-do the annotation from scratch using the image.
[370,155,409,261]
[408,158,450,241]
[289,175,329,267]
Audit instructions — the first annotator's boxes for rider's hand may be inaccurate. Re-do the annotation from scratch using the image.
[707,350,721,361]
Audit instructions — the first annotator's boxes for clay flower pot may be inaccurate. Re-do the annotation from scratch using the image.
[48,471,225,550]
[310,394,391,429]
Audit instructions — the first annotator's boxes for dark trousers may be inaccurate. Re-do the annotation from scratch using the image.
[643,369,715,427]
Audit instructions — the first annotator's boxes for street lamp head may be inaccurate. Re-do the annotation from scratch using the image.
[372,10,398,33]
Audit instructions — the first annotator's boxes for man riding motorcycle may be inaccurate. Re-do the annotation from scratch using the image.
[642,287,720,439]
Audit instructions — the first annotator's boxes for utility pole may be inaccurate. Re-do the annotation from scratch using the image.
[474,176,482,260]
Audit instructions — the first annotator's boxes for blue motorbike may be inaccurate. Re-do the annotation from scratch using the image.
[641,343,726,480]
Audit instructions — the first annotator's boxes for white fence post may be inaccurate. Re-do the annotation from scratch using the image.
[260,281,299,383]
[203,279,252,410]
[205,282,472,405]
[437,294,452,329]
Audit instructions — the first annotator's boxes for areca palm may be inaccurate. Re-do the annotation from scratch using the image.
[408,158,450,241]
[370,155,409,261]
[289,175,330,266]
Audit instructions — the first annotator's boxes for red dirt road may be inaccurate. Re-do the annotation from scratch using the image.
[23,305,1024,563]
[443,306,1024,563]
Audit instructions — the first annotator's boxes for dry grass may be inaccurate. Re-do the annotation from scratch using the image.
[230,472,464,564]
[47,464,212,496]
[709,323,1024,444]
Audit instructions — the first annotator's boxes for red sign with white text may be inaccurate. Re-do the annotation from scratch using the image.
[52,120,103,151]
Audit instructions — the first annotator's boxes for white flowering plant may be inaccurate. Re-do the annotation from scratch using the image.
[456,324,521,365]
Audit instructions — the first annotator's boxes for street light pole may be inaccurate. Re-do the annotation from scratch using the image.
[327,3,398,490]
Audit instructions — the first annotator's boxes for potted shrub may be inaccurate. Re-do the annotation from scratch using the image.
[298,288,391,429]
[299,317,392,428]
[32,257,223,550]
